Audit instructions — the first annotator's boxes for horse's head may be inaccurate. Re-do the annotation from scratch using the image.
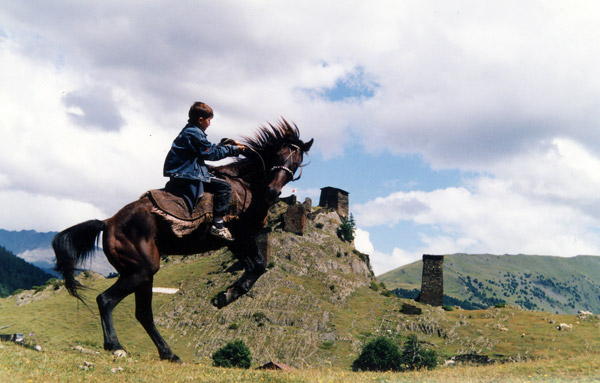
[242,119,313,203]
[265,137,313,202]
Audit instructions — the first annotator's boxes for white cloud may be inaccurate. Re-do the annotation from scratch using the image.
[0,190,106,232]
[354,228,374,254]
[355,138,600,272]
[2,0,600,278]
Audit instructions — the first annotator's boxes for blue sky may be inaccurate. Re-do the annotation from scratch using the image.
[2,1,600,275]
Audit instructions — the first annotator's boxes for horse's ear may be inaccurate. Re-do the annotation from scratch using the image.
[302,138,314,152]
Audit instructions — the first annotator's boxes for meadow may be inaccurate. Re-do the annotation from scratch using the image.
[1,341,600,383]
[3,212,600,382]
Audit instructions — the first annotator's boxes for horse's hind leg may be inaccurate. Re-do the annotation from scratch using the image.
[97,275,143,353]
[134,278,181,363]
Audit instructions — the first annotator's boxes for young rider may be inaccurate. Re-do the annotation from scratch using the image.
[163,101,245,241]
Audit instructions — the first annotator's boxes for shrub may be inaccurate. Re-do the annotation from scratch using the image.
[336,214,356,242]
[212,340,252,369]
[252,312,267,323]
[352,335,438,372]
[352,337,403,372]
[400,335,437,370]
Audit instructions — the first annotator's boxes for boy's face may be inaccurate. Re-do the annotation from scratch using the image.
[198,117,212,131]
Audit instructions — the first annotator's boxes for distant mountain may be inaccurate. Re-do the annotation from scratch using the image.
[0,229,57,254]
[0,245,54,297]
[0,228,115,276]
[378,253,600,314]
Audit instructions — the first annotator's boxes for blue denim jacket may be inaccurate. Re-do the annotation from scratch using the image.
[163,123,239,182]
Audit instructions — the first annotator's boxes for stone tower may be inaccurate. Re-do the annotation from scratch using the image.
[419,254,444,306]
[318,187,349,218]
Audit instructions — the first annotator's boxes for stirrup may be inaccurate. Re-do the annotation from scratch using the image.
[210,225,234,241]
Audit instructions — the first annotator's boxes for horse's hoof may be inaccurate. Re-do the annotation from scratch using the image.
[160,353,183,363]
[113,349,127,358]
[211,291,229,309]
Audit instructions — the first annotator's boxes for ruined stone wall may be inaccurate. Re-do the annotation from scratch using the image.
[284,205,307,235]
[419,254,444,306]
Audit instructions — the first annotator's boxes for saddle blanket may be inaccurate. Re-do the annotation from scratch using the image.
[145,189,211,221]
[142,189,238,238]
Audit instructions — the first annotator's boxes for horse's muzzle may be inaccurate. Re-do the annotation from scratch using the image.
[266,187,281,203]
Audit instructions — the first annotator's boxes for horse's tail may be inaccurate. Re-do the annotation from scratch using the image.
[52,219,106,306]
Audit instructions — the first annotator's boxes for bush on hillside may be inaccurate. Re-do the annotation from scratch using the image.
[400,335,438,370]
[212,340,252,369]
[352,337,403,372]
[352,335,438,372]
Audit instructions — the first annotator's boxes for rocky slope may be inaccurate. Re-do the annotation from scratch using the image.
[152,202,377,366]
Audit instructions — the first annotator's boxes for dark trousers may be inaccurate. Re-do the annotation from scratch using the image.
[165,177,231,217]
[204,177,232,218]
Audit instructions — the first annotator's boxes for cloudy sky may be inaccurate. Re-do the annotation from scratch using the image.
[2,1,600,275]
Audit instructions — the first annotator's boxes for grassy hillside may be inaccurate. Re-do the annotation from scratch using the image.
[2,204,600,382]
[379,253,600,314]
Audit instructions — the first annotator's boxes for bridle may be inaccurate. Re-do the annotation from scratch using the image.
[244,143,306,182]
[270,144,304,182]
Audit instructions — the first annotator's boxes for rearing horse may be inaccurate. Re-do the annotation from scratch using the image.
[52,120,313,362]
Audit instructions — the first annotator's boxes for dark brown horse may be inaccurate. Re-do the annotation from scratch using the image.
[52,120,313,362]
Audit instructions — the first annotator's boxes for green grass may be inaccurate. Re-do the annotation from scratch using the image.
[3,207,600,381]
[3,251,600,368]
[1,342,600,383]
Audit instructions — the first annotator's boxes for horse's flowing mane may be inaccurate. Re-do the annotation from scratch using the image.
[213,119,304,179]
[242,119,302,154]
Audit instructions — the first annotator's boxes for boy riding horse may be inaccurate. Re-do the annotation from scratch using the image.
[163,101,246,240]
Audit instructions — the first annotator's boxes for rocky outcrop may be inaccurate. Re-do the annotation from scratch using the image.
[154,201,376,366]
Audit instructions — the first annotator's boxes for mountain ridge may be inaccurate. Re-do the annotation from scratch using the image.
[379,253,600,314]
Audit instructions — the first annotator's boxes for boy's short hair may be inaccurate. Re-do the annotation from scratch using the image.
[188,102,214,122]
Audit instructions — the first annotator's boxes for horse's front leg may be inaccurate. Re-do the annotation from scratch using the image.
[212,235,267,308]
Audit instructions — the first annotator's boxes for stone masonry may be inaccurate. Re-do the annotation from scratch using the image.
[318,187,349,218]
[419,254,444,306]
[284,205,307,235]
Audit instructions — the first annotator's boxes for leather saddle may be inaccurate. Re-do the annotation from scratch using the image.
[142,189,239,237]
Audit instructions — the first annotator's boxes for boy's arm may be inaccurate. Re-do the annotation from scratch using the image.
[188,131,239,161]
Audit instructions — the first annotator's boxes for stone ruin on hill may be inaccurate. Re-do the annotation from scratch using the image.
[281,187,349,236]
[318,187,349,218]
[281,188,445,309]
